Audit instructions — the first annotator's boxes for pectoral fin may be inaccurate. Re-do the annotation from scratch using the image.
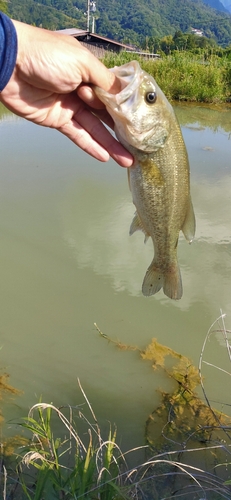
[129,212,150,243]
[182,198,196,243]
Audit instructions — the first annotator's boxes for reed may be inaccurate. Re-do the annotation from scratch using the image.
[14,381,131,500]
[2,377,231,499]
[102,51,231,103]
[2,316,231,498]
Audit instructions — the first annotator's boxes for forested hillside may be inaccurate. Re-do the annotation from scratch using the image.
[5,0,231,46]
[93,0,231,46]
[7,0,85,30]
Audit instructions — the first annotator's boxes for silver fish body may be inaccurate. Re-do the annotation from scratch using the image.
[94,61,195,300]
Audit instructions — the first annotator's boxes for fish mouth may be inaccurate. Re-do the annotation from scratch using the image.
[110,60,142,105]
[94,60,170,152]
[95,60,142,109]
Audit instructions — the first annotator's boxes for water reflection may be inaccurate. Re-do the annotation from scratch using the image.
[62,110,231,313]
[175,102,231,134]
[0,103,231,453]
[62,182,149,296]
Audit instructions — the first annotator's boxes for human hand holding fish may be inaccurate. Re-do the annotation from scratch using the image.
[0,17,133,168]
[91,61,196,300]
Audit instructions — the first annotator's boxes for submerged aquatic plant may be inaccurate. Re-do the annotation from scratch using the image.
[95,318,231,498]
[95,320,231,454]
[0,371,21,427]
[2,316,231,498]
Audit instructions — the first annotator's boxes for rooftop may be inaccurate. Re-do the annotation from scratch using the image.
[56,28,135,50]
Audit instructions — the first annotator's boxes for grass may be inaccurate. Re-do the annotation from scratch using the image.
[1,360,231,496]
[2,403,231,499]
[102,51,231,103]
[13,382,131,500]
[2,315,231,498]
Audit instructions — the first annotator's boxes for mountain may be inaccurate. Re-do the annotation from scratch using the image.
[219,0,231,12]
[203,0,229,12]
[7,0,231,46]
[93,0,231,46]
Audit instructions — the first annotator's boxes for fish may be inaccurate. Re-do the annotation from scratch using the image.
[94,60,195,300]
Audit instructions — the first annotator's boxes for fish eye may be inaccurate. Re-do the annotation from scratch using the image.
[145,91,157,104]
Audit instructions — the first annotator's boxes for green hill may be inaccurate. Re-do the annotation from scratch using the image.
[93,0,231,46]
[6,0,231,46]
[7,0,85,30]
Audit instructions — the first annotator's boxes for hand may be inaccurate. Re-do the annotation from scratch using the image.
[0,20,133,167]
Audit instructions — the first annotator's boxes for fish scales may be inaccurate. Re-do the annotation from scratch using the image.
[94,61,195,300]
[129,128,190,299]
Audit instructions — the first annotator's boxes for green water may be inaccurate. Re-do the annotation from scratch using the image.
[0,103,231,455]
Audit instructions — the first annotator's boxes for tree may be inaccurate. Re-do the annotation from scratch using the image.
[0,1,8,14]
[160,35,174,54]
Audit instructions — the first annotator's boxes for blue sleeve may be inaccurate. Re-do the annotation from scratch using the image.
[0,12,17,92]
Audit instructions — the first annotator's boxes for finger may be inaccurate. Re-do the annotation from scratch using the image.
[75,108,133,166]
[77,84,106,109]
[92,109,114,130]
[80,50,121,94]
[60,120,110,162]
[77,85,114,129]
[59,110,133,167]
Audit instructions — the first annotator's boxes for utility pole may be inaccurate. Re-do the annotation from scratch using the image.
[87,0,90,32]
[86,0,96,33]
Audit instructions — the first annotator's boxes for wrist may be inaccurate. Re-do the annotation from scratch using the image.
[0,13,17,92]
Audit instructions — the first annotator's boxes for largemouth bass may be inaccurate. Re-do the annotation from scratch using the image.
[94,61,195,300]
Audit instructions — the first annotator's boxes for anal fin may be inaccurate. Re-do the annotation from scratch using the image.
[182,197,196,243]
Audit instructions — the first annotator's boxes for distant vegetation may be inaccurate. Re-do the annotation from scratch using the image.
[1,0,230,103]
[103,50,231,103]
[4,0,231,47]
[0,0,7,13]
[93,0,231,47]
[145,29,225,54]
[6,0,83,30]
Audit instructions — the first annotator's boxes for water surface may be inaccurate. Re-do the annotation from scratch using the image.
[1,103,231,454]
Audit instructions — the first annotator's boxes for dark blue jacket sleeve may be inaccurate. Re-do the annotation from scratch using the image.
[0,12,17,92]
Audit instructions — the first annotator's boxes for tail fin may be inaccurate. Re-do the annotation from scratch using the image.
[142,261,183,300]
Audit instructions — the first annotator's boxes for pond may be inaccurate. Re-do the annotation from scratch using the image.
[1,102,231,462]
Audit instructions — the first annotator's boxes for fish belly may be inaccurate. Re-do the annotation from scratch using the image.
[128,154,190,300]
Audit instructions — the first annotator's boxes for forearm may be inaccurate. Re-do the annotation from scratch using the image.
[0,12,17,94]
